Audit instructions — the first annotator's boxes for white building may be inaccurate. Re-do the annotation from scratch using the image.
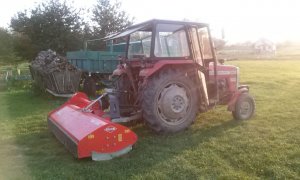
[254,39,276,56]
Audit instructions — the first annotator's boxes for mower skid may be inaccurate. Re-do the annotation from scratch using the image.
[48,92,138,160]
[91,145,133,161]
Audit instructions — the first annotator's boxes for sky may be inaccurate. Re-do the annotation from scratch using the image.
[1,0,300,43]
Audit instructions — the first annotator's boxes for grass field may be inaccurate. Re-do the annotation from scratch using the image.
[0,60,299,179]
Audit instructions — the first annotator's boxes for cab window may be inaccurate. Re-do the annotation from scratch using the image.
[128,31,152,59]
[198,27,213,59]
[155,24,190,58]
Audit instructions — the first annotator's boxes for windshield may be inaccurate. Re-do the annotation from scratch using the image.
[190,27,203,65]
[198,27,213,59]
[154,24,190,58]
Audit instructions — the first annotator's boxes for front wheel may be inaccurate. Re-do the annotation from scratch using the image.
[232,93,255,120]
[142,69,198,134]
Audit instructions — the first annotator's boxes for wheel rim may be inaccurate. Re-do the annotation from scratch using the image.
[239,101,253,119]
[156,83,191,125]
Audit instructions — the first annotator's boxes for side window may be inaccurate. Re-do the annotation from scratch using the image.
[198,27,213,59]
[141,36,151,57]
[155,24,190,58]
[109,37,127,52]
[128,31,152,58]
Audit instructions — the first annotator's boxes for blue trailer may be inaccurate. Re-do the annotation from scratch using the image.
[66,50,123,95]
[66,40,144,95]
[67,51,122,74]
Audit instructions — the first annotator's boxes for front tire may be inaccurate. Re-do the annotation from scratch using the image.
[232,93,255,120]
[142,69,198,133]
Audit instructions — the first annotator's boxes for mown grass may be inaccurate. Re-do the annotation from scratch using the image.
[0,60,300,179]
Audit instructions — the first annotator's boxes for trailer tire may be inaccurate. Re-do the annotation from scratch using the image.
[232,93,255,120]
[142,68,198,134]
[83,77,96,96]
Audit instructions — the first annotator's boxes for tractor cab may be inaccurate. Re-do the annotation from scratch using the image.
[107,19,215,66]
[107,19,218,105]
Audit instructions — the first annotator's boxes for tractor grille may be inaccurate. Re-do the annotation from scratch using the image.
[48,118,78,158]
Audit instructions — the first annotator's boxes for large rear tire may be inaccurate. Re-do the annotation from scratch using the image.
[142,69,198,133]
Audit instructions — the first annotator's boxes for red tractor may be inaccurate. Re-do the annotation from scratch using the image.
[48,19,255,160]
[105,19,255,133]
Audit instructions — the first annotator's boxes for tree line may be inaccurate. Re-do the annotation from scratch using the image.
[0,0,133,64]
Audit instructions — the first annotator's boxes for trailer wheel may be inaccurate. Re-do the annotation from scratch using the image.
[142,68,198,134]
[83,77,96,96]
[232,93,255,120]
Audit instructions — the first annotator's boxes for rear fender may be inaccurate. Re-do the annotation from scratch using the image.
[227,87,249,111]
[139,60,195,78]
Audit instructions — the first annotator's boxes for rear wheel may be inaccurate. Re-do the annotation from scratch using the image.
[142,69,198,133]
[232,93,255,120]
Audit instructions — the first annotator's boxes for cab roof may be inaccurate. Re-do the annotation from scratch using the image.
[129,19,208,29]
[104,19,209,40]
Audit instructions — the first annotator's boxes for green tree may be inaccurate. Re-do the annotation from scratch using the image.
[0,28,14,58]
[10,0,84,60]
[0,28,23,65]
[91,0,133,50]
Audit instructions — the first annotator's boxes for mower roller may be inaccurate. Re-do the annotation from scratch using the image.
[48,92,137,161]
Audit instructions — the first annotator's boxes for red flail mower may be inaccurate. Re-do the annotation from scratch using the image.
[48,19,255,161]
[48,92,137,160]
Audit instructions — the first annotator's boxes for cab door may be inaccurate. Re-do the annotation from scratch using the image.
[189,27,209,107]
